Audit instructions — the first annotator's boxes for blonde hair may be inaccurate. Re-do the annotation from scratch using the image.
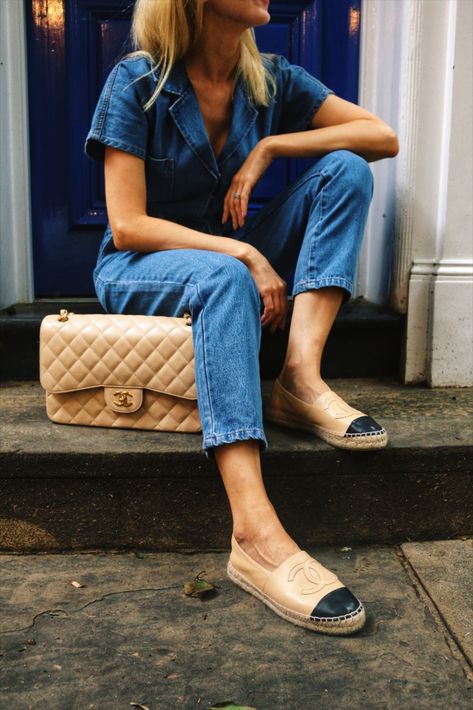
[125,0,275,111]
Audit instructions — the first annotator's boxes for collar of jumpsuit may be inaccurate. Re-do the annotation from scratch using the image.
[145,58,260,235]
[161,59,259,179]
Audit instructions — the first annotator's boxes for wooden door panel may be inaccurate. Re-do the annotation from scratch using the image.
[26,0,361,296]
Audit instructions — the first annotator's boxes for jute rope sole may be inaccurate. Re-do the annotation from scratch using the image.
[265,412,388,450]
[227,560,366,635]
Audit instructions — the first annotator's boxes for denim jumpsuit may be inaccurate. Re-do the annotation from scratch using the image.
[84,54,374,459]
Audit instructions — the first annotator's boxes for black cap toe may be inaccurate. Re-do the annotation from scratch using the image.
[346,415,384,435]
[310,587,361,619]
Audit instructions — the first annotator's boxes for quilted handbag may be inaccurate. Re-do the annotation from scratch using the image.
[39,309,202,432]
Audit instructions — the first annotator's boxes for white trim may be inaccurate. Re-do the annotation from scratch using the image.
[407,257,473,385]
[357,0,405,306]
[0,0,33,309]
[435,0,457,258]
[411,259,473,278]
[404,0,473,385]
[389,0,423,312]
[359,0,473,385]
[428,275,473,387]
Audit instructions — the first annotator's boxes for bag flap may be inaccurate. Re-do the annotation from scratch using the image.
[39,312,197,399]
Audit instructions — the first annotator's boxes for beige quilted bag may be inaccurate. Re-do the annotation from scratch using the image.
[39,309,202,432]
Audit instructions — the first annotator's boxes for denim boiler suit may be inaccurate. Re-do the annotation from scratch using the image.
[84,54,374,459]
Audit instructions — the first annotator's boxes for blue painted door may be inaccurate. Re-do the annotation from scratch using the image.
[26,0,361,297]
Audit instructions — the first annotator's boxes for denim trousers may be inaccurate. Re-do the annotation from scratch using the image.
[94,150,374,459]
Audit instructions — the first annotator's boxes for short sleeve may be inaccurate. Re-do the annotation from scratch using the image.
[274,55,335,133]
[84,60,148,163]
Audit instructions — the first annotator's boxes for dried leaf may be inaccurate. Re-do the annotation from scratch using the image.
[70,580,84,588]
[26,637,36,645]
[209,703,257,710]
[163,671,179,680]
[130,704,150,710]
[183,570,218,599]
[53,664,62,670]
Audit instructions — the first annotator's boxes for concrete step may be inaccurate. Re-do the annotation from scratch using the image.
[1,540,472,708]
[0,298,404,380]
[1,378,472,552]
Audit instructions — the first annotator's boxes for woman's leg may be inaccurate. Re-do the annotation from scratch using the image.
[214,440,301,568]
[233,149,376,410]
[278,287,344,400]
[95,150,374,580]
[212,151,375,569]
[94,245,300,571]
[232,149,373,304]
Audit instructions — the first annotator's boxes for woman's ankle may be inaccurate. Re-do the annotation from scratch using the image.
[232,521,301,569]
[232,506,296,547]
[232,504,283,542]
[278,365,330,401]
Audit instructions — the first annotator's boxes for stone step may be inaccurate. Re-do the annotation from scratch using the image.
[0,298,404,380]
[1,379,472,552]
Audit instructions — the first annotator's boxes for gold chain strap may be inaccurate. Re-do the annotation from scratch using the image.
[58,308,191,325]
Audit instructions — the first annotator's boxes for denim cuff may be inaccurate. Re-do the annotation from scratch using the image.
[292,276,353,303]
[203,428,268,459]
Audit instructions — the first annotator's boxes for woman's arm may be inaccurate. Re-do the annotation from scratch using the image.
[104,146,251,260]
[261,94,399,163]
[224,94,399,229]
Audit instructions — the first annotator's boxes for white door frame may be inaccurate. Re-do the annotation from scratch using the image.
[0,0,34,310]
[359,0,472,385]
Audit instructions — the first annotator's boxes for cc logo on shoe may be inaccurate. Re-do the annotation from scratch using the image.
[324,395,355,420]
[287,559,338,595]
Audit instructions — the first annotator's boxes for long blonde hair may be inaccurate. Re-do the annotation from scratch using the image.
[125,0,275,111]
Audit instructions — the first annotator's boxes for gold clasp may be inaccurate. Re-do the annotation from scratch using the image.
[183,311,192,326]
[58,309,69,322]
[113,390,133,408]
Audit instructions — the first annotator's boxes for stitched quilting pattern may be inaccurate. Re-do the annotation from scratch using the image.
[40,313,202,432]
[46,389,201,432]
[40,313,197,398]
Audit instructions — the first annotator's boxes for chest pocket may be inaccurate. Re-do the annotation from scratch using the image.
[145,156,175,205]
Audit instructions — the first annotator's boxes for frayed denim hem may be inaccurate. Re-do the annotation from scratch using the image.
[292,277,353,303]
[203,428,268,460]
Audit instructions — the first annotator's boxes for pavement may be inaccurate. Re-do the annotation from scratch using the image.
[1,539,472,709]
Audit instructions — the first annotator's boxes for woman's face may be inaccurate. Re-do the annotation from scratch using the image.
[204,0,271,28]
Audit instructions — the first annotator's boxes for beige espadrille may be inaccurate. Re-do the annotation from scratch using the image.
[265,377,388,450]
[227,535,366,635]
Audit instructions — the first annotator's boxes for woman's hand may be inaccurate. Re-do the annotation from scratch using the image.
[222,139,273,230]
[245,246,288,334]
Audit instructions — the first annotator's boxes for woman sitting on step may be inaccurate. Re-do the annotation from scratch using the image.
[85,0,399,635]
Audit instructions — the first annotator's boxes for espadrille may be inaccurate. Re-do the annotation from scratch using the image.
[264,377,387,451]
[227,535,366,635]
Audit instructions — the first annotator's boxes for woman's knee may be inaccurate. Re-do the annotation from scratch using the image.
[330,150,373,198]
[202,252,259,300]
